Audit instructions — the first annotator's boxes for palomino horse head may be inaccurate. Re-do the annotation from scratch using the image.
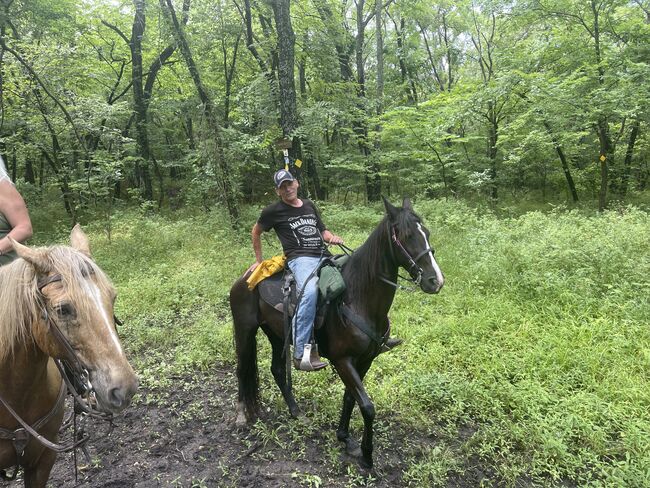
[9,225,138,414]
[382,196,444,294]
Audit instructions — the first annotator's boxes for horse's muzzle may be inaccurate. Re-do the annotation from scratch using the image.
[108,379,139,411]
[421,275,444,294]
[94,373,139,413]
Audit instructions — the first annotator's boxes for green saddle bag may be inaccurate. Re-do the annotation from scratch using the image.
[318,264,346,303]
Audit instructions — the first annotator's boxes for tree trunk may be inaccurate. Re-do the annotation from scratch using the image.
[591,0,611,212]
[389,14,416,103]
[355,0,380,202]
[160,0,239,225]
[131,0,154,200]
[488,102,498,201]
[620,119,640,198]
[269,0,297,142]
[418,22,444,92]
[542,120,578,202]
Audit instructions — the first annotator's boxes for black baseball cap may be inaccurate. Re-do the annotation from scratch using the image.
[273,169,294,188]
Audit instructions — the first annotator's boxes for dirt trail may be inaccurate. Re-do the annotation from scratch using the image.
[5,365,483,487]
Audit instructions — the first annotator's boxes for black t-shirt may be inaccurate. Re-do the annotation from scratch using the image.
[258,199,331,261]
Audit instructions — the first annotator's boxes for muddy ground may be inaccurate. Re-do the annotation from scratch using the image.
[5,365,488,487]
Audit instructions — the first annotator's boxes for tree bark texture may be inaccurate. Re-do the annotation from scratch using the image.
[269,0,297,141]
[620,119,640,197]
[131,0,154,201]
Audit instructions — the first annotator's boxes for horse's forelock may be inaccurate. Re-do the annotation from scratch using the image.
[46,247,115,318]
[394,208,421,239]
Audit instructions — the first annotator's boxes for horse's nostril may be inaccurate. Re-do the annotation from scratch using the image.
[428,277,443,292]
[109,387,127,408]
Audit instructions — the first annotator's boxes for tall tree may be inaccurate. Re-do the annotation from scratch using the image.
[160,0,239,224]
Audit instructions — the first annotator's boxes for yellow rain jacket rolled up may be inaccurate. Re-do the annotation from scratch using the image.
[246,255,286,290]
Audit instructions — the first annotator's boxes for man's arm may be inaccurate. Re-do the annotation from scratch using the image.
[322,229,343,245]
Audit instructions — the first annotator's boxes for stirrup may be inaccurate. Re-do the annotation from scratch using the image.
[294,344,328,371]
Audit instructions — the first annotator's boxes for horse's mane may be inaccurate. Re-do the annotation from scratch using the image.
[344,206,421,300]
[0,245,113,363]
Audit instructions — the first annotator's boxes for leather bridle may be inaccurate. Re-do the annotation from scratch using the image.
[0,272,115,480]
[380,226,434,288]
[36,273,113,421]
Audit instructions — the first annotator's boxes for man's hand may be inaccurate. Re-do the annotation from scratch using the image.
[323,230,343,246]
[247,261,262,274]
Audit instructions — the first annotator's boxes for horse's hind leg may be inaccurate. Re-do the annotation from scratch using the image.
[262,326,300,418]
[234,318,260,427]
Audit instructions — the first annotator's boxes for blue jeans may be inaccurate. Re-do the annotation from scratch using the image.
[287,256,322,360]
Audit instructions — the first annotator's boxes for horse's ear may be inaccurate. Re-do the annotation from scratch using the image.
[382,195,399,221]
[70,224,92,257]
[402,197,413,211]
[10,238,52,274]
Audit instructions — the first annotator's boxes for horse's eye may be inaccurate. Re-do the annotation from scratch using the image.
[56,303,76,320]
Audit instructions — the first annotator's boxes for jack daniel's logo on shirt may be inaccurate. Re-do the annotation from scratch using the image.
[288,214,321,247]
[289,217,317,230]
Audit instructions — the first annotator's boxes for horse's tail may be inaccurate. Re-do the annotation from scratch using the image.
[230,277,260,421]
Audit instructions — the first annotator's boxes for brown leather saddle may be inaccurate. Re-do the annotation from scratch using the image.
[257,270,330,329]
[258,271,297,316]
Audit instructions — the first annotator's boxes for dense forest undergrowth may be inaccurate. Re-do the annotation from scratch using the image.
[25,197,650,487]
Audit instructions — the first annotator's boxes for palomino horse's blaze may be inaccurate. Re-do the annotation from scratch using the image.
[230,197,444,469]
[0,225,138,487]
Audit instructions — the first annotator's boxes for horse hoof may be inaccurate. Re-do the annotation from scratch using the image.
[349,446,362,457]
[289,407,302,419]
[341,438,361,457]
[358,457,373,471]
[235,410,248,428]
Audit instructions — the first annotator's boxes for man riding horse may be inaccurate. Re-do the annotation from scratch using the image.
[249,170,402,371]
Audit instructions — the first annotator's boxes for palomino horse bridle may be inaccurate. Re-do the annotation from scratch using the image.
[36,273,114,421]
[0,272,114,481]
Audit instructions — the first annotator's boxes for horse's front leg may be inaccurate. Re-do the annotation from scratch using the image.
[333,358,375,469]
[22,447,58,488]
[337,388,361,456]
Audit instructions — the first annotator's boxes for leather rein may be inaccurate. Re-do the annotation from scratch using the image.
[0,273,114,480]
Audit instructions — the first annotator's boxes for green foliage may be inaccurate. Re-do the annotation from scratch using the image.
[2,0,649,214]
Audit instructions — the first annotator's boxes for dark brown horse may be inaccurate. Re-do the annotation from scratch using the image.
[0,225,138,487]
[230,197,444,469]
